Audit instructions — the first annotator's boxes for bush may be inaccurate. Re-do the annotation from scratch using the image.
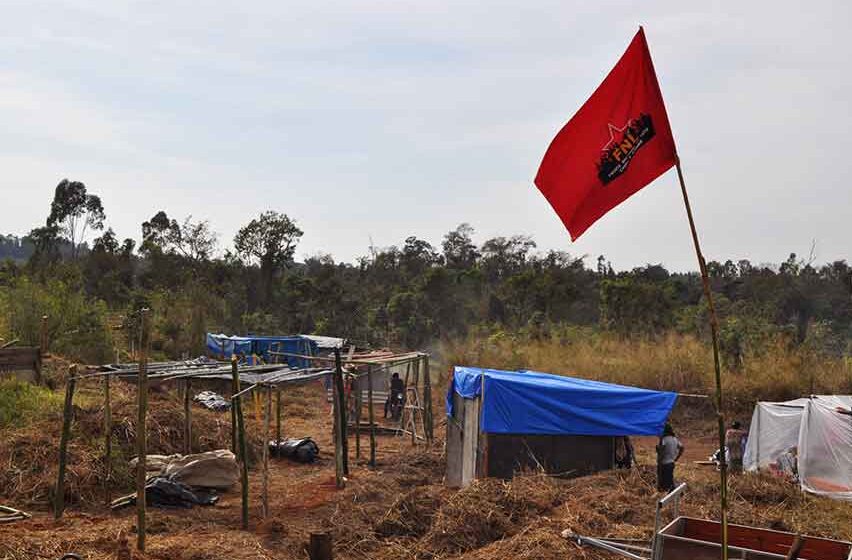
[0,379,63,428]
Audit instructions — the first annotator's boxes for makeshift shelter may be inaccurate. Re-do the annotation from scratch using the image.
[205,333,345,368]
[445,367,678,487]
[743,395,852,500]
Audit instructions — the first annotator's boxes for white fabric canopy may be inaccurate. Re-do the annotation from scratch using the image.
[744,396,852,501]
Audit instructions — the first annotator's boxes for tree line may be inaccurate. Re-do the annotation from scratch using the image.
[1,179,850,365]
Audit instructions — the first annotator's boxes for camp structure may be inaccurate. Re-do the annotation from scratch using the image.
[445,367,678,487]
[743,395,852,500]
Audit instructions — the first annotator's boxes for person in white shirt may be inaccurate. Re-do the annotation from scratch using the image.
[656,423,684,491]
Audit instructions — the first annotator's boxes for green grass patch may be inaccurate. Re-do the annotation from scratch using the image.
[0,378,64,428]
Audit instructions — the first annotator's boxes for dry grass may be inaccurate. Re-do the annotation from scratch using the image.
[441,331,852,413]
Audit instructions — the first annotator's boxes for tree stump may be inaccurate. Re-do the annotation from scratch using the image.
[308,532,333,560]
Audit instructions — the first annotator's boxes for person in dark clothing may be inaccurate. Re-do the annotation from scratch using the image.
[656,423,684,491]
[384,372,405,419]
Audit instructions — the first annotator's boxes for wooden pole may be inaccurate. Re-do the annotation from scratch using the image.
[183,379,192,455]
[674,157,728,560]
[54,363,77,519]
[231,356,239,456]
[354,376,362,460]
[40,314,48,354]
[332,349,346,488]
[104,373,112,505]
[784,535,804,560]
[263,386,271,518]
[276,388,282,458]
[367,365,376,468]
[136,308,150,552]
[236,394,249,530]
[423,354,433,443]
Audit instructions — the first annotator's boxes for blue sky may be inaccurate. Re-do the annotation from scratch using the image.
[2,1,850,270]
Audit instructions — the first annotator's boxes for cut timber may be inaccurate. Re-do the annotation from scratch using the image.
[54,364,77,519]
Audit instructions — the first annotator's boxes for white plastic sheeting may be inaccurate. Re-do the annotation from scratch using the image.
[744,396,852,501]
[799,399,852,500]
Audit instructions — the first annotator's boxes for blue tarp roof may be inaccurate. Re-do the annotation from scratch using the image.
[447,366,677,436]
[206,333,318,369]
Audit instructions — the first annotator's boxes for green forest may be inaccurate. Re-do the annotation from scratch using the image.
[1,179,851,372]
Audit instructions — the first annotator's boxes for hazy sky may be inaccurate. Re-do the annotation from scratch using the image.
[2,1,849,271]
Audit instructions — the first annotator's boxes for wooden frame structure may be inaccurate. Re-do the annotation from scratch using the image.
[53,330,434,553]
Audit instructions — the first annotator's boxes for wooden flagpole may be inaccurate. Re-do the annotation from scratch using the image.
[674,156,729,560]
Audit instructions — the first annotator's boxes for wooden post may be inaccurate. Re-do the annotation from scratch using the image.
[104,373,112,505]
[784,535,804,560]
[136,308,150,552]
[40,314,48,355]
[54,363,77,519]
[332,349,346,488]
[422,354,433,443]
[675,157,729,559]
[183,379,192,455]
[308,532,333,560]
[354,376,361,460]
[276,388,282,459]
[262,386,271,518]
[410,359,419,446]
[367,365,376,468]
[231,356,239,456]
[235,394,249,530]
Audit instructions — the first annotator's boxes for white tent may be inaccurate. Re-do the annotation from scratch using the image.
[744,395,852,501]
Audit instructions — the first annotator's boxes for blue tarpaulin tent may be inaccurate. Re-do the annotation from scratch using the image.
[206,334,319,369]
[447,366,677,436]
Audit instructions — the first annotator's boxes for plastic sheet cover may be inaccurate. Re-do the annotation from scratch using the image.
[799,399,852,500]
[743,399,809,471]
[447,366,677,436]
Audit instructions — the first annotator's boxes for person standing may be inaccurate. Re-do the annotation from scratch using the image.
[657,423,684,492]
[725,421,748,473]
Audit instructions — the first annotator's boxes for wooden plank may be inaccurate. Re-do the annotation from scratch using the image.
[445,391,464,487]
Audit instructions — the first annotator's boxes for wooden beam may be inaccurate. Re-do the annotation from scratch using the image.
[262,386,271,518]
[136,308,150,552]
[54,363,77,519]
[236,394,249,530]
[276,388,282,459]
[183,379,192,455]
[231,356,239,456]
[332,349,345,488]
[104,373,112,505]
[423,354,433,443]
[367,365,376,468]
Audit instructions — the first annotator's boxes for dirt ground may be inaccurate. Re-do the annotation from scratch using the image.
[1,380,851,560]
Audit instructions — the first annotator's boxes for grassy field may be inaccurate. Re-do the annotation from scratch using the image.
[441,330,852,413]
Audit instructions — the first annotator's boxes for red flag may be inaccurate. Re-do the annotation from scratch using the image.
[534,28,676,240]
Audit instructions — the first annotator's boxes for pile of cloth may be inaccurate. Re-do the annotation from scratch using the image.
[193,390,231,411]
[115,449,239,510]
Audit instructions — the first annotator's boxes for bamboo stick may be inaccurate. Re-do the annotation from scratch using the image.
[136,308,150,552]
[354,377,361,460]
[54,363,77,519]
